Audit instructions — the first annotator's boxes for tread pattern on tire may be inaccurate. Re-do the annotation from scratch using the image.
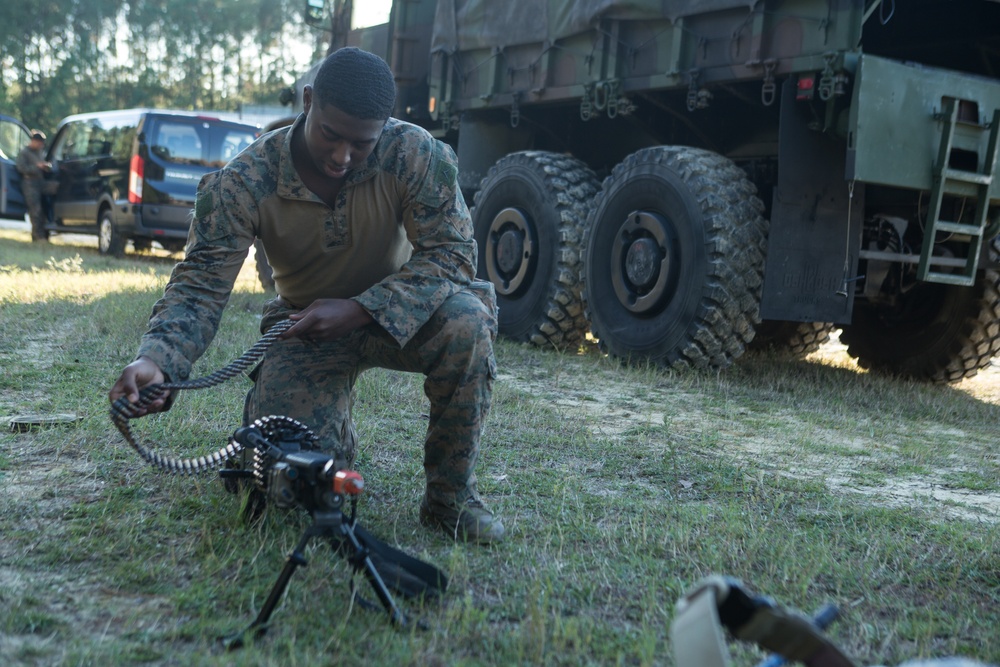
[841,241,1000,383]
[472,150,599,349]
[583,146,768,369]
[750,321,836,357]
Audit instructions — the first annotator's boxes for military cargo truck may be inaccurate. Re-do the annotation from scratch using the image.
[297,0,1000,382]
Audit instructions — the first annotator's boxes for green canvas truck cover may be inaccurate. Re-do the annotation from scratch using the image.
[431,0,758,53]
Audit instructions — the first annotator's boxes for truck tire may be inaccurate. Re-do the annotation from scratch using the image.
[749,321,836,357]
[254,238,275,292]
[840,259,1000,383]
[472,151,598,348]
[583,146,767,369]
[98,208,127,258]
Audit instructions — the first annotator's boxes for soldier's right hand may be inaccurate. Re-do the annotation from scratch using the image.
[109,356,171,416]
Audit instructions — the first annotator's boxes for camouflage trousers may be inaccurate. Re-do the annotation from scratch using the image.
[22,179,47,241]
[244,290,497,505]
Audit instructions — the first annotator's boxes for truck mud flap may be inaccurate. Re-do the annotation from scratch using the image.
[760,80,862,325]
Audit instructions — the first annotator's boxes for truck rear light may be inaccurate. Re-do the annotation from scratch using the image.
[796,75,815,101]
[128,153,144,204]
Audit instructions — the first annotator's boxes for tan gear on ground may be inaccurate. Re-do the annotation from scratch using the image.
[671,576,855,667]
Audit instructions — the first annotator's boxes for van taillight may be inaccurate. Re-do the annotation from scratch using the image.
[128,154,144,203]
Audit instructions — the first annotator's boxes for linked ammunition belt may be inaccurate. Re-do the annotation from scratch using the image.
[109,319,294,474]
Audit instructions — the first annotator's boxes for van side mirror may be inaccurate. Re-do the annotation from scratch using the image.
[304,0,325,26]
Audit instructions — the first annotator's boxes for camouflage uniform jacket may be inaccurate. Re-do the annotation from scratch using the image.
[15,145,47,179]
[137,114,496,383]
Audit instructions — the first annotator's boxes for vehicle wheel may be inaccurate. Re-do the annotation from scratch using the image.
[255,238,275,291]
[98,209,127,257]
[132,238,153,252]
[583,146,767,369]
[749,321,836,357]
[840,253,1000,383]
[472,151,599,348]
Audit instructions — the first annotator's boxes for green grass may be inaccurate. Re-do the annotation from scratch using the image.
[1,229,999,666]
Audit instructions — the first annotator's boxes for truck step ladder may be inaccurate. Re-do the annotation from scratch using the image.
[918,99,1000,286]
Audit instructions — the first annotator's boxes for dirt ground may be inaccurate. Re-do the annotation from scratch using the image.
[2,234,998,664]
[496,335,1000,525]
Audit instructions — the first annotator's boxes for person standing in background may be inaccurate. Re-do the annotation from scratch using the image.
[15,131,51,242]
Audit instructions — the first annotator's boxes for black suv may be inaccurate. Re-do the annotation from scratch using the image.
[43,109,259,255]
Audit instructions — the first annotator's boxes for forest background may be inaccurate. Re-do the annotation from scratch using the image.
[0,0,342,134]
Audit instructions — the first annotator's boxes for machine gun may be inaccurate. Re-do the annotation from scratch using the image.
[219,416,448,649]
[109,322,447,649]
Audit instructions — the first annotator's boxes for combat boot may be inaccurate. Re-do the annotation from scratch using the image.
[419,493,505,544]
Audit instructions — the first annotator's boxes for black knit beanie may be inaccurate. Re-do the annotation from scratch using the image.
[312,47,397,120]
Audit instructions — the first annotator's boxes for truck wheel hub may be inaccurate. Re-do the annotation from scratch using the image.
[486,207,534,296]
[496,229,524,274]
[611,211,673,314]
[625,238,660,288]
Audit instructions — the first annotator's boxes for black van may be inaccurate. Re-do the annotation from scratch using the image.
[43,109,259,255]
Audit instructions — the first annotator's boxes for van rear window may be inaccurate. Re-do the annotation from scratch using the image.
[150,120,256,168]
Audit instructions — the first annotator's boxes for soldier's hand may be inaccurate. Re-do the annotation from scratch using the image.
[109,356,170,416]
[282,298,374,342]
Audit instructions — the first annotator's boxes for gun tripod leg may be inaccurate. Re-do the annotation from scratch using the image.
[341,523,408,628]
[223,528,316,650]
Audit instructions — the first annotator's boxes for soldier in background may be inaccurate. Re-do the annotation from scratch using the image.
[109,47,504,544]
[15,131,51,242]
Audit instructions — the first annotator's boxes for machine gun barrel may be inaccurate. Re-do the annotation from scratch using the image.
[233,425,270,452]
